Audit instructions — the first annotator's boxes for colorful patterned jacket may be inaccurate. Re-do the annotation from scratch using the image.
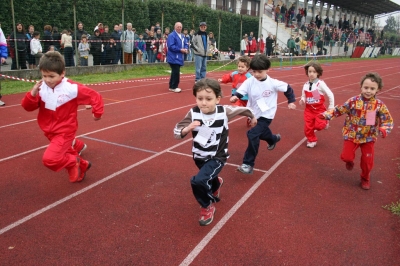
[322,95,393,144]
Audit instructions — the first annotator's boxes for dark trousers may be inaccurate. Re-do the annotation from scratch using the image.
[191,159,223,208]
[266,47,272,56]
[63,47,75,67]
[243,117,278,167]
[11,50,27,70]
[168,63,181,89]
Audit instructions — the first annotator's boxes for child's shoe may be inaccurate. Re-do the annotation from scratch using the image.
[345,162,354,171]
[72,138,87,155]
[77,159,91,182]
[68,157,81,183]
[267,134,281,150]
[237,164,253,174]
[306,141,317,148]
[212,177,224,199]
[361,178,370,190]
[199,204,216,226]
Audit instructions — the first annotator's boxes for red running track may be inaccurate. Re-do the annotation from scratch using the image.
[0,58,399,265]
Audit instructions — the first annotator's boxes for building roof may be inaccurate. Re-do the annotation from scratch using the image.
[325,0,400,16]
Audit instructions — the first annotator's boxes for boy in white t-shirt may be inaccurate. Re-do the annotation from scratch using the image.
[230,54,297,174]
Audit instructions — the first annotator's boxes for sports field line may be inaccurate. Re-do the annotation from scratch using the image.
[1,63,397,130]
[0,115,244,235]
[0,59,396,110]
[167,150,268,173]
[180,135,307,266]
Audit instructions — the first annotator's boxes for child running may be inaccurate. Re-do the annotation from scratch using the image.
[319,72,393,190]
[173,78,257,226]
[299,61,334,148]
[21,51,104,183]
[218,55,252,126]
[230,54,296,174]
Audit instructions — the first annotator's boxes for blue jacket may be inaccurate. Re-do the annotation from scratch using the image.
[166,30,188,66]
[0,28,8,59]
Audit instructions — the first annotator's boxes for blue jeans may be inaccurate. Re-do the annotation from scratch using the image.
[147,50,155,63]
[187,48,193,61]
[243,117,278,167]
[194,54,207,81]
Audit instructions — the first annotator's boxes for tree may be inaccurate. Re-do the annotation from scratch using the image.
[383,15,399,33]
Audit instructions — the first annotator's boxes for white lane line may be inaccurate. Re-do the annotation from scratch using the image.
[167,150,268,173]
[0,139,191,236]
[81,136,158,154]
[0,104,194,163]
[179,136,307,266]
[0,116,244,234]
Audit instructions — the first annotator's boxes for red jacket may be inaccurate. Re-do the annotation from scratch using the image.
[21,78,104,136]
[220,71,252,100]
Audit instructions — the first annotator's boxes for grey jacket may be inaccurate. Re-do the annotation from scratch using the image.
[192,32,209,57]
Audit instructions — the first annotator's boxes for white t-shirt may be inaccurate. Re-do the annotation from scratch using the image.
[236,75,288,119]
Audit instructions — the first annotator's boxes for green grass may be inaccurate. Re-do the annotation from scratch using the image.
[0,55,397,95]
[383,201,400,216]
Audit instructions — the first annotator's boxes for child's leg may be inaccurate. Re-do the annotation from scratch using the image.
[314,106,328,131]
[304,109,317,142]
[359,142,374,181]
[191,159,224,207]
[42,134,78,172]
[340,140,358,169]
[243,118,271,167]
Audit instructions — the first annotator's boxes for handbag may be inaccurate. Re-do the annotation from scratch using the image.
[156,52,161,60]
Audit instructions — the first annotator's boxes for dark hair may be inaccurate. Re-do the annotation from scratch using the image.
[33,31,40,37]
[193,78,222,98]
[16,22,26,34]
[238,56,251,68]
[249,54,271,70]
[361,72,383,90]
[39,51,65,74]
[304,61,323,77]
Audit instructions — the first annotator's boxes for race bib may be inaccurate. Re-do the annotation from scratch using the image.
[194,126,213,147]
[311,89,321,100]
[257,98,270,112]
[365,110,376,126]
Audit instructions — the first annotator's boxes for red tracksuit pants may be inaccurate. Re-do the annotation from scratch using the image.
[341,140,375,181]
[42,132,79,172]
[304,105,328,142]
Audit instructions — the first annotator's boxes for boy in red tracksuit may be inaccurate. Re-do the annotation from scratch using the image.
[319,72,393,190]
[299,62,334,148]
[21,51,104,183]
[218,56,252,126]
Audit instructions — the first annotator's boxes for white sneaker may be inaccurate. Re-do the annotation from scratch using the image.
[306,141,317,148]
[237,164,253,174]
[0,100,5,106]
[169,88,182,93]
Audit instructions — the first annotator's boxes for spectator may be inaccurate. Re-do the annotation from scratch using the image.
[73,22,88,66]
[90,29,102,65]
[183,28,191,61]
[166,22,188,93]
[0,26,8,106]
[26,25,35,69]
[78,34,90,66]
[121,23,137,64]
[146,30,157,63]
[258,34,265,54]
[240,35,247,56]
[110,24,122,64]
[52,26,61,52]
[192,22,209,82]
[10,22,28,70]
[136,34,146,63]
[43,25,54,53]
[61,29,74,67]
[30,31,43,67]
[103,36,117,65]
[265,33,274,57]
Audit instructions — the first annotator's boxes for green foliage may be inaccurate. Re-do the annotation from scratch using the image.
[0,0,258,52]
[383,201,400,216]
[383,16,399,34]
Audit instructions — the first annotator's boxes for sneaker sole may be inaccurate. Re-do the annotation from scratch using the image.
[213,177,224,198]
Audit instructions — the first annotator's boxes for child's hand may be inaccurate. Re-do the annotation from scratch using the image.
[317,113,326,120]
[181,121,201,136]
[31,80,43,97]
[299,99,305,106]
[250,117,257,127]
[93,114,101,121]
[230,96,238,103]
[217,78,222,82]
[288,103,296,109]
[378,127,387,138]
